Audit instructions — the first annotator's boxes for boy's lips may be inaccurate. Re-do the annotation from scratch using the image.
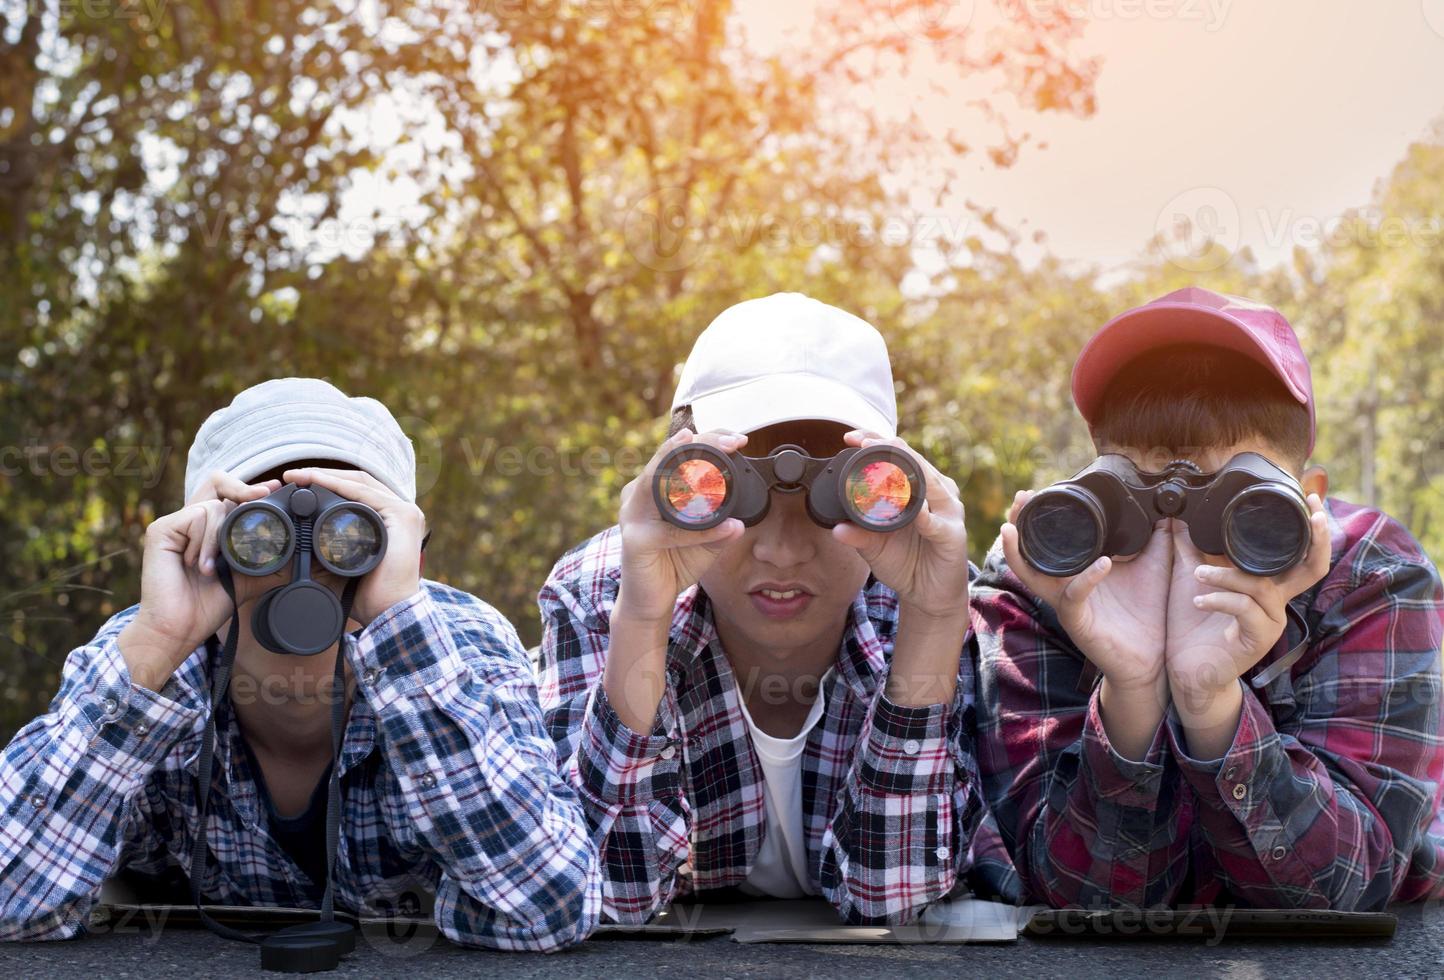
[747,582,815,620]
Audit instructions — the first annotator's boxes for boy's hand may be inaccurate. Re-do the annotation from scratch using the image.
[606,428,749,731]
[1001,493,1172,691]
[614,428,749,626]
[830,431,970,621]
[1001,495,1173,759]
[282,467,428,627]
[120,475,285,691]
[1165,494,1331,755]
[831,431,970,707]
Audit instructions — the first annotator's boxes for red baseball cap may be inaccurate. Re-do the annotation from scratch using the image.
[1071,287,1316,454]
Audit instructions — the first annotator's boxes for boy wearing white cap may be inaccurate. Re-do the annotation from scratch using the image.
[537,293,995,924]
[0,379,600,952]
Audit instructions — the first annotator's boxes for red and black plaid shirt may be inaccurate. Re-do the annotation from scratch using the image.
[973,497,1444,910]
[536,525,1015,925]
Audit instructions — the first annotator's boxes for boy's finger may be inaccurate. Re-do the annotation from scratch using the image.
[1195,563,1274,604]
[181,503,208,568]
[1192,590,1260,621]
[832,521,887,564]
[1061,555,1112,605]
[1001,522,1061,602]
[1006,490,1032,525]
[284,468,396,511]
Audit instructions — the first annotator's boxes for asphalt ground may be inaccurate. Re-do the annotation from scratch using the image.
[5,902,1441,979]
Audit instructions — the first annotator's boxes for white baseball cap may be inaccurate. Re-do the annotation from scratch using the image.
[671,293,898,437]
[184,378,417,502]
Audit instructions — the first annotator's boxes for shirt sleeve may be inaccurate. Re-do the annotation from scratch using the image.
[351,587,600,952]
[816,645,986,924]
[0,609,204,940]
[535,560,690,926]
[972,557,1189,908]
[1166,555,1444,911]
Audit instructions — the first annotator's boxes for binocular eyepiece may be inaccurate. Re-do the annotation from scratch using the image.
[652,442,925,533]
[218,483,387,655]
[1018,452,1310,578]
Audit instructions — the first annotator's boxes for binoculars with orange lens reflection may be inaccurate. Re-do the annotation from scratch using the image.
[652,442,925,532]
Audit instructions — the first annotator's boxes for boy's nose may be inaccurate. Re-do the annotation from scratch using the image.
[750,492,819,567]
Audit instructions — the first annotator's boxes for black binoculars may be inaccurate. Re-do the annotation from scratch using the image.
[652,442,925,533]
[218,483,387,655]
[1017,452,1310,578]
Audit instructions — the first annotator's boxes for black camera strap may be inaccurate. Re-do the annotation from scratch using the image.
[191,562,359,971]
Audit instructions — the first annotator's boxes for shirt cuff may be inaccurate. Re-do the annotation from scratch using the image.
[352,589,466,700]
[574,684,682,806]
[853,686,961,796]
[1080,686,1168,807]
[62,634,205,777]
[1167,682,1278,814]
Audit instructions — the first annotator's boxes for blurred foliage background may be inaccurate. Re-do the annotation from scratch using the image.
[2,0,1442,739]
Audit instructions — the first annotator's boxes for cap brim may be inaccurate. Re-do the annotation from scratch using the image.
[201,420,415,502]
[687,373,896,438]
[1071,303,1315,450]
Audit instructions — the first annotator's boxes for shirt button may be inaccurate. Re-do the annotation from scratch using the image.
[1223,766,1238,781]
[1231,783,1247,801]
[935,846,949,861]
[659,745,677,761]
[1270,845,1288,861]
[418,773,437,789]
[134,722,150,737]
[101,697,119,717]
[30,794,46,809]
[363,668,381,685]
[903,739,922,756]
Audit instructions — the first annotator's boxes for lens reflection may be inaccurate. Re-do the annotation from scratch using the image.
[845,460,913,525]
[227,508,291,571]
[660,458,729,524]
[317,507,383,572]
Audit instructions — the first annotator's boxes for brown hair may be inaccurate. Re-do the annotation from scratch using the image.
[1089,344,1312,469]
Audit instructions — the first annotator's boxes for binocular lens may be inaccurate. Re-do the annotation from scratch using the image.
[659,457,729,525]
[316,507,383,573]
[1224,487,1308,575]
[226,508,292,572]
[844,459,914,527]
[1019,491,1103,577]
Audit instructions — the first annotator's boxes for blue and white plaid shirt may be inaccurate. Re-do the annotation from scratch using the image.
[0,581,600,951]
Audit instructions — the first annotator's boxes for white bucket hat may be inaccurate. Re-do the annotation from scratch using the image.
[184,378,417,502]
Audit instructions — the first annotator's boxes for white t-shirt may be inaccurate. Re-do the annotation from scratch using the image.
[736,681,828,899]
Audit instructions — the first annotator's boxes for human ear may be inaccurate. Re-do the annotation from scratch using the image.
[1301,464,1329,500]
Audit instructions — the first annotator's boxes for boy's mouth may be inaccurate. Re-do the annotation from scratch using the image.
[748,582,815,619]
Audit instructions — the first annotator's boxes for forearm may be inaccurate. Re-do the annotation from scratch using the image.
[822,679,976,923]
[1008,691,1185,909]
[567,684,689,924]
[1169,685,1418,911]
[2,621,197,938]
[1098,672,1170,762]
[357,592,600,949]
[603,589,672,732]
[885,604,969,707]
[1169,676,1244,762]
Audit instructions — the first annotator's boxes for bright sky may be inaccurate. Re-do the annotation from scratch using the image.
[734,0,1444,278]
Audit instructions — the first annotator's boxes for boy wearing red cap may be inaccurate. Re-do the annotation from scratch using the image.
[974,288,1444,910]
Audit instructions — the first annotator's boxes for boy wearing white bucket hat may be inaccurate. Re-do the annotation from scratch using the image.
[0,378,599,954]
